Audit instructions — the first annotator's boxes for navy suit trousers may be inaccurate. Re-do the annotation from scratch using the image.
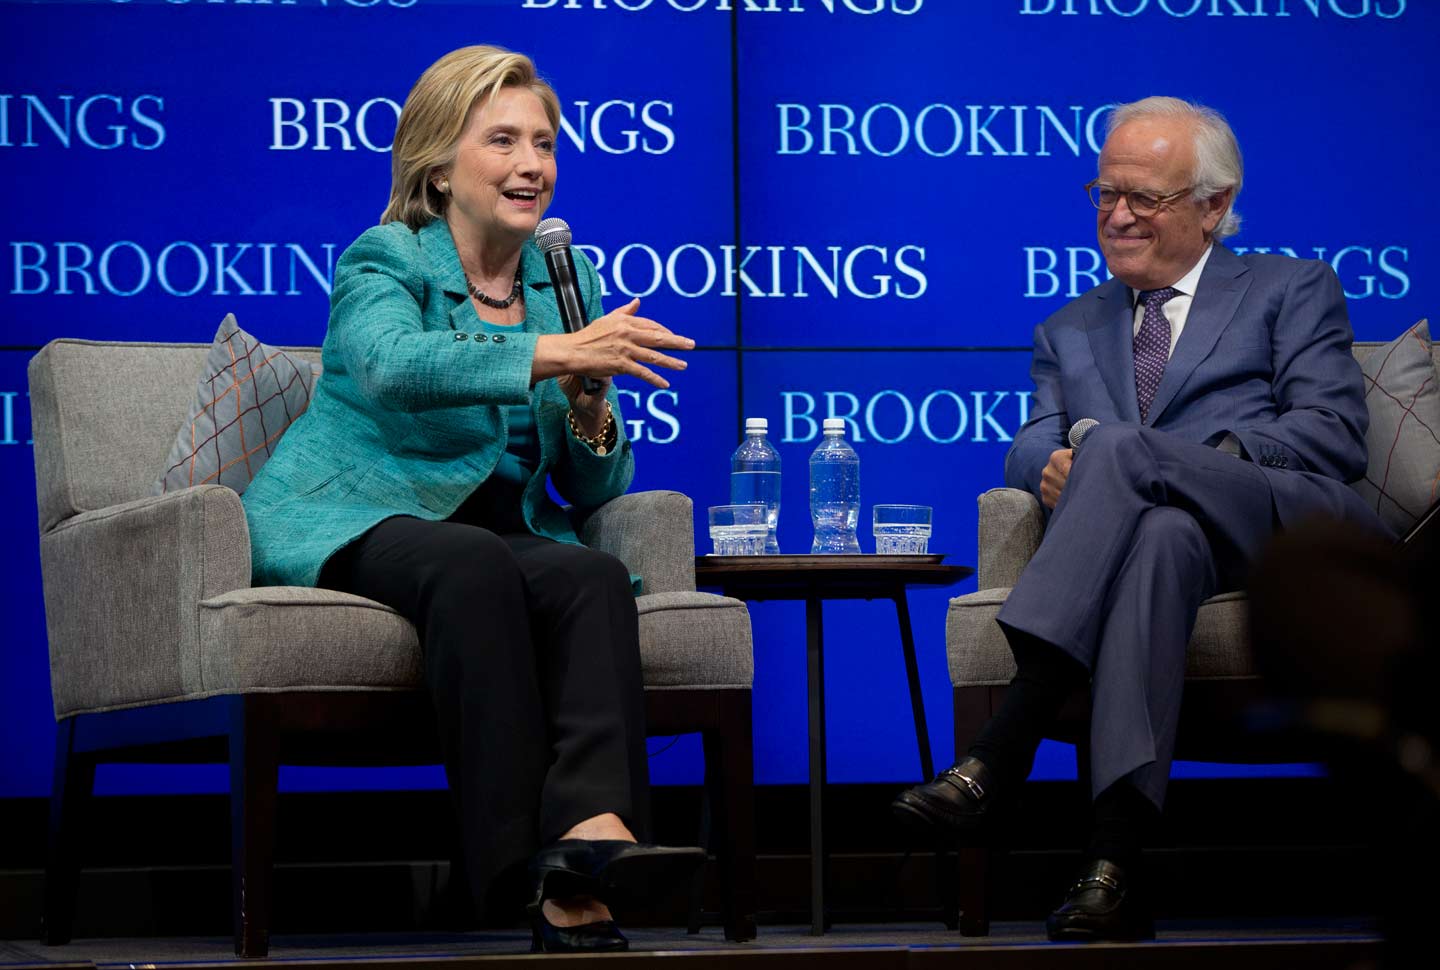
[997,423,1277,808]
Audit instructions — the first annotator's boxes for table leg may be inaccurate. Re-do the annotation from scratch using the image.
[806,594,827,936]
[893,590,947,928]
[893,591,935,783]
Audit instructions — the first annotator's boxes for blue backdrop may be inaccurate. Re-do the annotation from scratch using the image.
[1,0,1432,797]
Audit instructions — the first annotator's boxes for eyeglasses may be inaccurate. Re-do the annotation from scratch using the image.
[1085,179,1194,217]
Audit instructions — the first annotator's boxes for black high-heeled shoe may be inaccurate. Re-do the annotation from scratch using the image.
[527,899,629,953]
[530,840,707,907]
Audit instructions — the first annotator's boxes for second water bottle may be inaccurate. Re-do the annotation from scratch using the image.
[809,417,861,554]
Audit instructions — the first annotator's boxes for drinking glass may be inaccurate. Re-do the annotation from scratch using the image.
[709,504,769,556]
[872,504,933,554]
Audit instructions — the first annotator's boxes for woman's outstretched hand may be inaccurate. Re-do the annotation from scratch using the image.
[535,298,694,403]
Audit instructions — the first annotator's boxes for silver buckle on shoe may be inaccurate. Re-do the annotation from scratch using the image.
[943,765,987,801]
[1072,872,1121,894]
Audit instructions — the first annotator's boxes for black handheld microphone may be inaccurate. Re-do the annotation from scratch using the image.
[1067,418,1099,453]
[534,217,602,396]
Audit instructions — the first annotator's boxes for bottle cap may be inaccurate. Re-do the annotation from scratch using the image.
[822,418,846,432]
[745,418,768,431]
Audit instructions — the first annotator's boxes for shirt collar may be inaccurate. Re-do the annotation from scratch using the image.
[1130,243,1213,308]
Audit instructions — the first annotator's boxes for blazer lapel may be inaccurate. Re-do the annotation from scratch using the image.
[414,220,478,332]
[519,242,565,336]
[1085,277,1142,423]
[1145,245,1252,425]
[419,219,470,298]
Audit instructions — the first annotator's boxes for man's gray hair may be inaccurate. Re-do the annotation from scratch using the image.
[1106,96,1244,240]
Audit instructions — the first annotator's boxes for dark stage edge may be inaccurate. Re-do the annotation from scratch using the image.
[0,921,1382,969]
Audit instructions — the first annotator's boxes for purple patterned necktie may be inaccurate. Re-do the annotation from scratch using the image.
[1133,287,1177,422]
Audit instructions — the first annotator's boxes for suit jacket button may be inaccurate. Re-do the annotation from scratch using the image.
[474,333,488,342]
[454,332,468,341]
[493,334,507,343]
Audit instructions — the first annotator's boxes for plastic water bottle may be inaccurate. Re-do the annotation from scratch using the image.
[809,417,861,554]
[730,418,782,554]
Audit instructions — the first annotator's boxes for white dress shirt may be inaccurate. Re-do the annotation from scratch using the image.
[1128,243,1213,356]
[1124,244,1242,456]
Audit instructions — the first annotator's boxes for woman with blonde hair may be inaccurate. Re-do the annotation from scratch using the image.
[241,45,700,952]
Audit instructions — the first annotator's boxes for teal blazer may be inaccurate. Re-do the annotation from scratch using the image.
[241,219,634,588]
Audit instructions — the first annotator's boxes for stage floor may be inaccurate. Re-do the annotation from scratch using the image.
[0,919,1384,969]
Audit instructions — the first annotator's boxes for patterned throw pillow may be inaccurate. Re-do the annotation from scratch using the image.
[151,314,319,496]
[1354,319,1440,535]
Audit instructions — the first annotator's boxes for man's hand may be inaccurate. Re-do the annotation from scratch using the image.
[1040,448,1074,509]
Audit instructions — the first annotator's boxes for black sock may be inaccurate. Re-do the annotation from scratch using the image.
[967,626,1088,791]
[1087,781,1160,869]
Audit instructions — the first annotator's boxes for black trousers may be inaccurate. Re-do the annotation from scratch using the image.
[319,512,650,914]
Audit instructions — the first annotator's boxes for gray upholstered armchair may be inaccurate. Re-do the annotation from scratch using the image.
[30,337,757,957]
[944,335,1440,934]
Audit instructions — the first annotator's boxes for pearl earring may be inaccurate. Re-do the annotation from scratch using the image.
[439,179,450,194]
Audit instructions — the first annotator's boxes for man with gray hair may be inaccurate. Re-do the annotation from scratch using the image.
[893,97,1383,941]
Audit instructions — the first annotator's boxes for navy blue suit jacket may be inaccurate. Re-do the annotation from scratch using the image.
[1004,244,1375,529]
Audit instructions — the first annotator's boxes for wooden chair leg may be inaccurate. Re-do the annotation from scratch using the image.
[702,690,757,942]
[686,790,710,934]
[43,717,94,946]
[948,684,997,935]
[230,695,280,958]
[956,845,993,936]
[936,846,960,930]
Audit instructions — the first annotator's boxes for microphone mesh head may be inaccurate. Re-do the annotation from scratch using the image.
[534,217,571,252]
[1067,418,1099,450]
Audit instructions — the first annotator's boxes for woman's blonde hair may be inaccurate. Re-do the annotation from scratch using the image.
[381,45,561,230]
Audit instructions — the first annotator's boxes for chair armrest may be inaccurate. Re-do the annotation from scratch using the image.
[39,484,251,718]
[976,487,1044,590]
[579,490,695,595]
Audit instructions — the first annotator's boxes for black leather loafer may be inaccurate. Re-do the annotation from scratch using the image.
[528,904,629,953]
[531,840,707,908]
[890,756,999,838]
[1045,858,1155,942]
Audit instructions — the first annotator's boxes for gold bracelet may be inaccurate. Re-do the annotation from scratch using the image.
[567,401,616,456]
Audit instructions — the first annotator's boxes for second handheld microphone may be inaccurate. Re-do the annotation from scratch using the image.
[1068,417,1099,453]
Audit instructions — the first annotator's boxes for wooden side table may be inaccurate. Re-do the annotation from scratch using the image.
[694,554,973,935]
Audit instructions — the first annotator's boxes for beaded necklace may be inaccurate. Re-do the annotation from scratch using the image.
[467,270,523,309]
